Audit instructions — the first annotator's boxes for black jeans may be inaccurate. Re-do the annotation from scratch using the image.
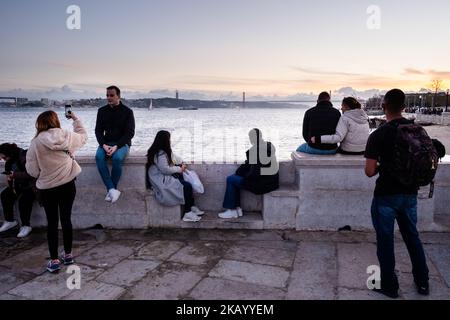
[176,176,195,213]
[1,187,35,226]
[371,195,429,292]
[40,180,76,260]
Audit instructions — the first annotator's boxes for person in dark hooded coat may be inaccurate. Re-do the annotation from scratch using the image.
[219,129,279,219]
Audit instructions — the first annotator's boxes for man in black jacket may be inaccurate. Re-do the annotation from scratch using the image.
[95,86,135,203]
[297,91,341,154]
[218,129,279,219]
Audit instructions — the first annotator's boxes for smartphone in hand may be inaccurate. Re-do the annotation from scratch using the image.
[65,104,72,119]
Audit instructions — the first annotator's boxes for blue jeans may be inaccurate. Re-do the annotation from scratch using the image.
[95,145,130,191]
[223,174,244,209]
[371,195,429,291]
[297,143,337,155]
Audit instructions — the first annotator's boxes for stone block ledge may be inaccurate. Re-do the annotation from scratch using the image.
[0,153,448,231]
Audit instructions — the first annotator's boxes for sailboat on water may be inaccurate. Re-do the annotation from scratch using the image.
[148,99,153,111]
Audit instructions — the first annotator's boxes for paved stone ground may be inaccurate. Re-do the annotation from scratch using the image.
[0,228,449,300]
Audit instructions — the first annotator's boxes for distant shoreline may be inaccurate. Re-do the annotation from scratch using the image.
[0,104,312,110]
[0,97,337,109]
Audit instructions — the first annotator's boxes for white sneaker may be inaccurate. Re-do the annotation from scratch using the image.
[17,226,32,238]
[108,189,121,203]
[218,209,239,219]
[236,207,243,217]
[105,191,112,202]
[0,221,18,233]
[183,211,201,222]
[191,206,205,216]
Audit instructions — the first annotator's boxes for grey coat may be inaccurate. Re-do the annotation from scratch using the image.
[147,151,185,206]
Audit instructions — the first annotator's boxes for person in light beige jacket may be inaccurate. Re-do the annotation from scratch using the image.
[26,110,87,273]
[311,97,370,155]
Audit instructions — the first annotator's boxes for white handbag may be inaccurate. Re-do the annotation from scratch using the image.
[182,169,205,194]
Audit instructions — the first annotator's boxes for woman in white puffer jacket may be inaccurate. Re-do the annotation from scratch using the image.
[311,97,370,155]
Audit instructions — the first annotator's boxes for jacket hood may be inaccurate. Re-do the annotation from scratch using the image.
[35,128,71,151]
[344,109,369,125]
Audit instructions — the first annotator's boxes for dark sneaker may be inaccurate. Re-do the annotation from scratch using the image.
[60,252,75,265]
[372,288,399,299]
[416,284,430,296]
[46,259,61,273]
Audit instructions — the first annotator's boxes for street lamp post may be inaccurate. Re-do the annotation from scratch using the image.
[446,89,449,112]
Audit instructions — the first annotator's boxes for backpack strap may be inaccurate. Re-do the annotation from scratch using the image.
[429,181,435,199]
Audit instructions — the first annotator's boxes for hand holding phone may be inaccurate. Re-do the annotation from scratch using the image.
[65,105,72,119]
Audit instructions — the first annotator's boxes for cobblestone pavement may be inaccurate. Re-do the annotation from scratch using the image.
[1,228,449,300]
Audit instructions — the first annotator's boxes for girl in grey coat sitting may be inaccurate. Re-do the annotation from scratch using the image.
[311,97,370,155]
[145,130,204,222]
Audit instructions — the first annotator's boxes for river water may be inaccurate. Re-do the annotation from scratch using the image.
[0,105,321,162]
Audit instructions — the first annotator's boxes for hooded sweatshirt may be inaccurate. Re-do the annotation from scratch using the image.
[320,109,370,153]
[26,119,88,190]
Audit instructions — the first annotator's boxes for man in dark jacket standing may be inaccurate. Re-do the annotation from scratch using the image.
[297,91,341,155]
[364,89,438,298]
[95,86,135,203]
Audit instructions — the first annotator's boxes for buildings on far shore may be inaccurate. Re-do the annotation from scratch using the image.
[2,90,449,111]
[404,91,449,109]
[364,91,449,112]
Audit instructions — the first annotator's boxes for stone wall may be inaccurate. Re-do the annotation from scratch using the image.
[0,153,449,231]
[291,153,450,232]
[415,114,450,126]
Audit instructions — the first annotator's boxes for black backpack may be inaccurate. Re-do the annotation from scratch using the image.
[388,121,439,192]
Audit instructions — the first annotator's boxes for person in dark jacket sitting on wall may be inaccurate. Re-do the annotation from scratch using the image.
[297,91,341,155]
[95,85,135,204]
[219,129,279,219]
[0,143,36,238]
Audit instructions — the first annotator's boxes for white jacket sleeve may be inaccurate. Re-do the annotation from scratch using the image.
[25,142,40,178]
[155,153,182,175]
[321,117,348,144]
[68,119,88,154]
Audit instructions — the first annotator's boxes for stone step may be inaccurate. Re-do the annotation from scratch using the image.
[180,211,264,230]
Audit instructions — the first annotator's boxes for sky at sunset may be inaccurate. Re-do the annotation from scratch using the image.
[1,0,450,100]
